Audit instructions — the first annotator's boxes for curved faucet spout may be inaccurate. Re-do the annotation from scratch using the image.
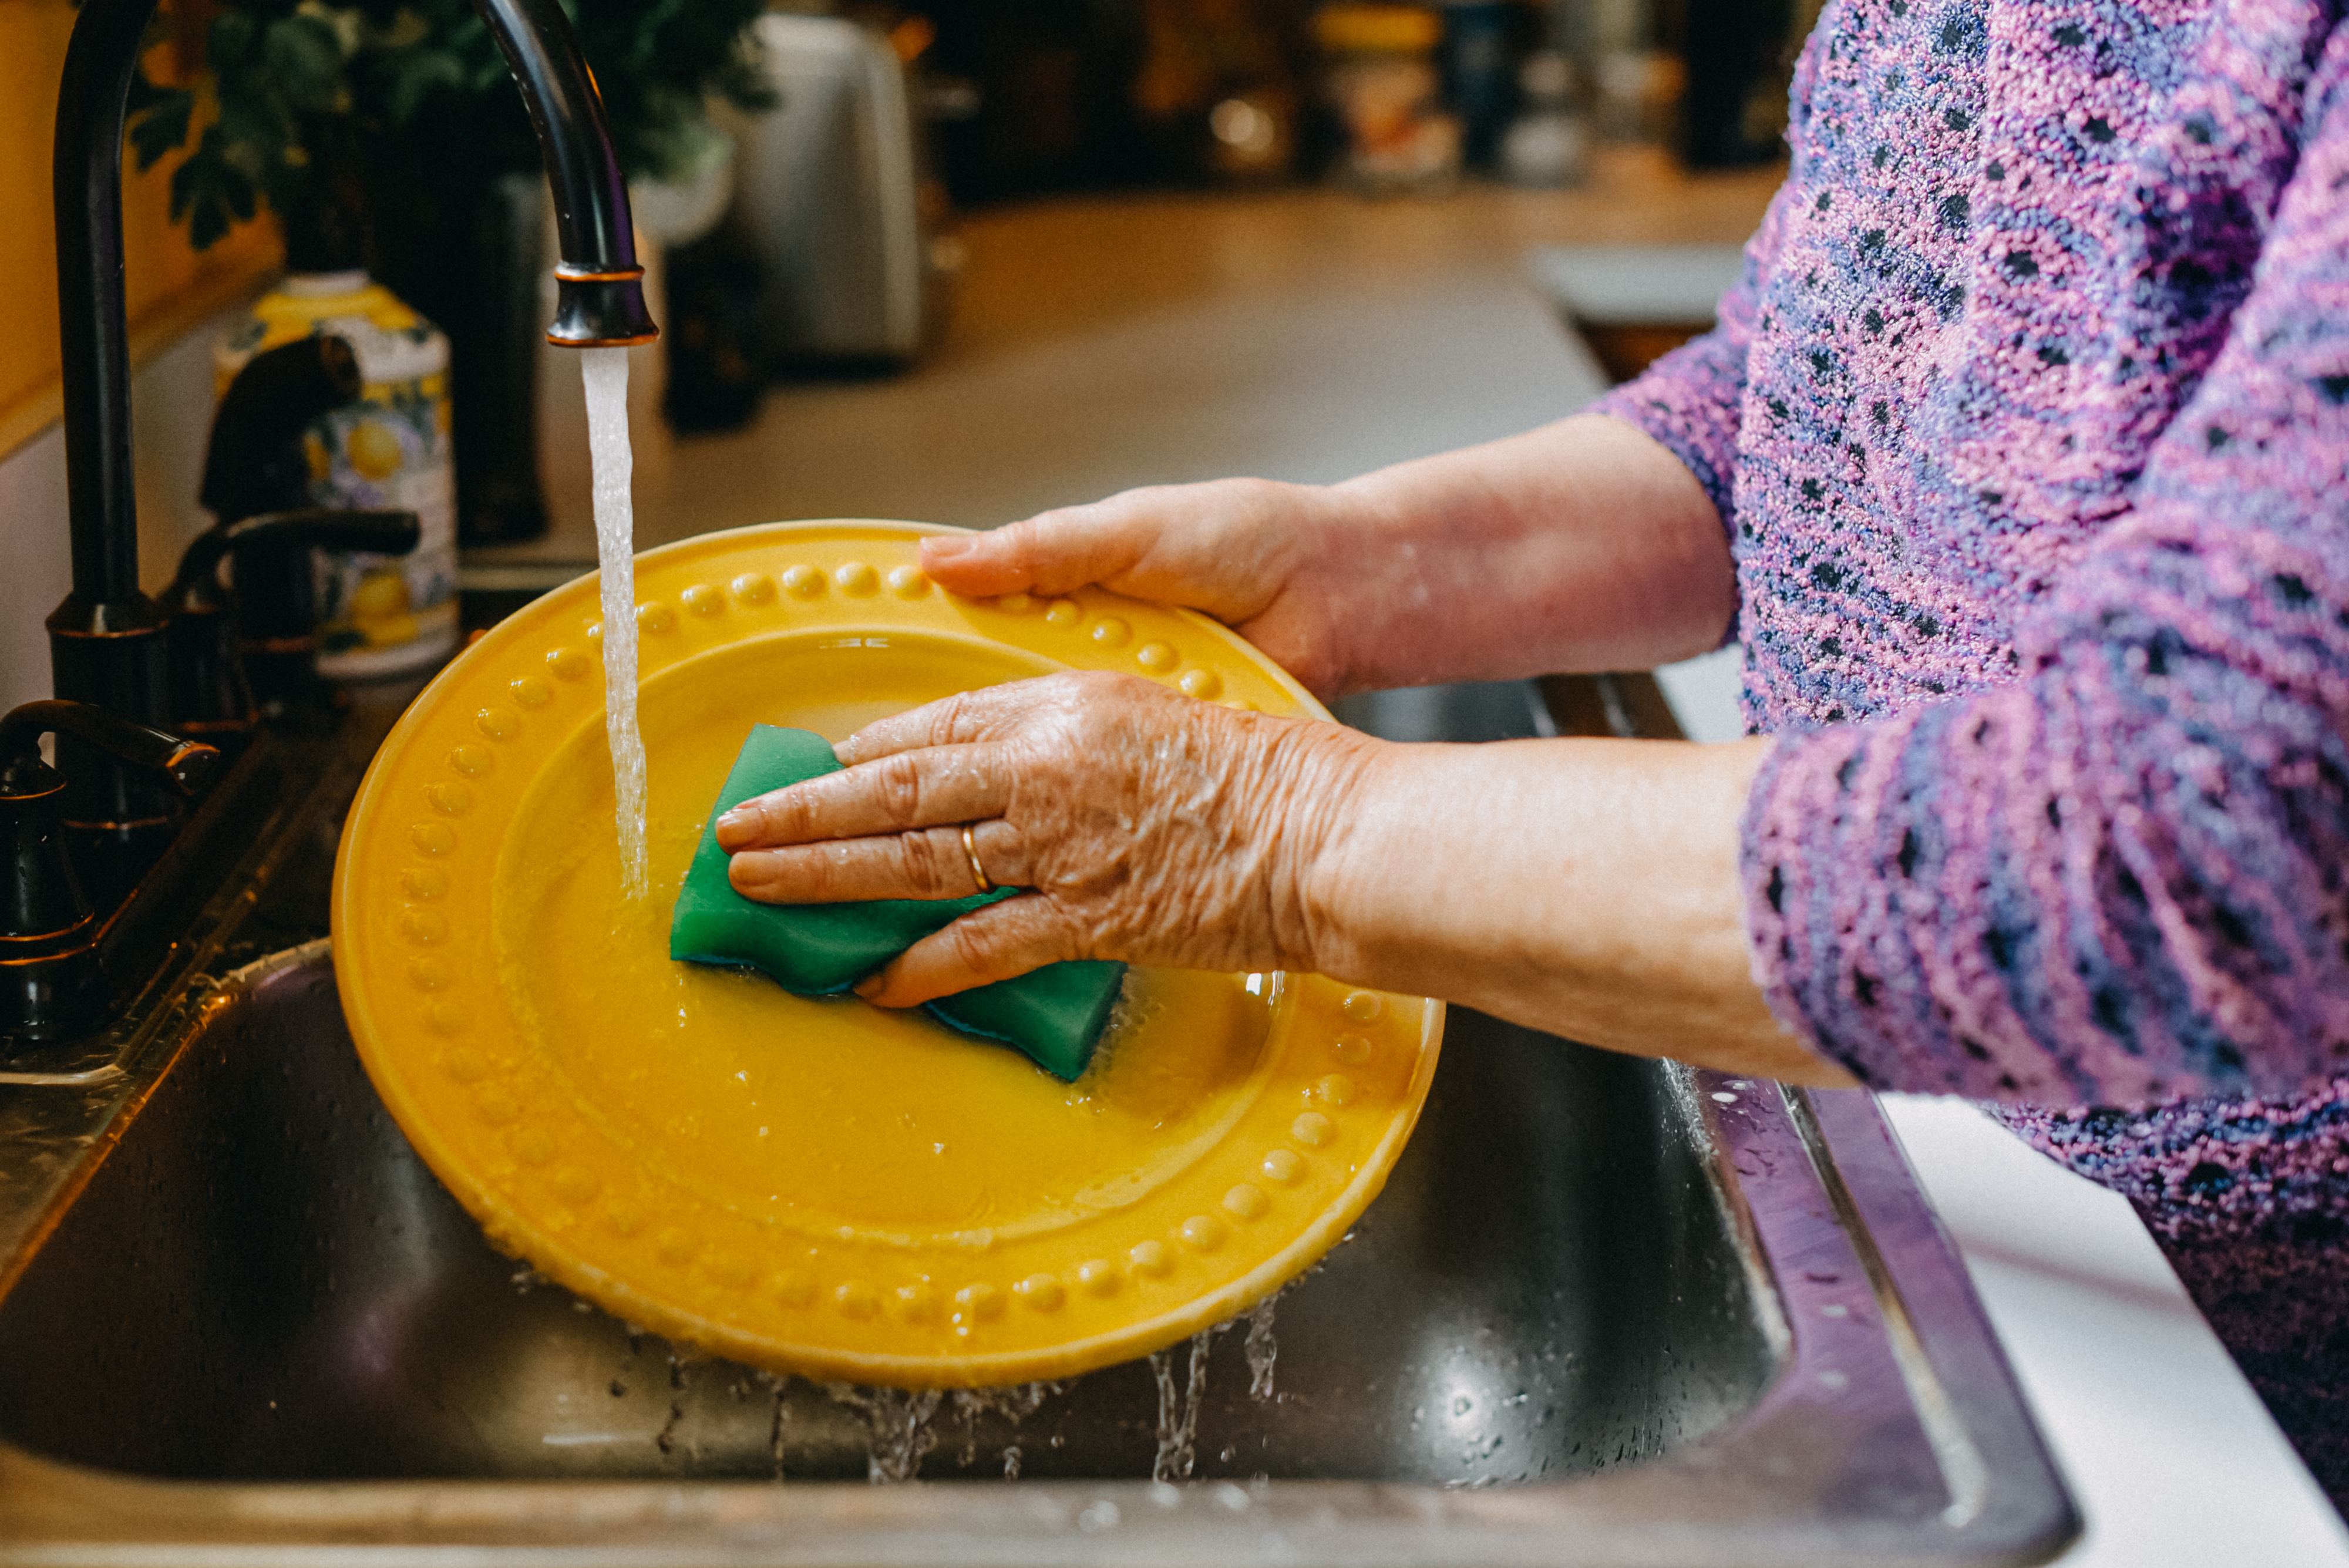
[51,0,163,614]
[43,0,657,921]
[46,0,656,620]
[470,0,662,349]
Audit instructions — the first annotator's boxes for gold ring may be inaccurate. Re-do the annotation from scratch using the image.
[961,822,994,894]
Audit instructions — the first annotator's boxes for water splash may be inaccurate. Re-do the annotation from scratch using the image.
[825,1384,945,1483]
[654,1354,689,1457]
[763,1374,790,1480]
[581,346,647,898]
[1244,1294,1280,1402]
[951,1382,1055,1471]
[1149,1330,1216,1482]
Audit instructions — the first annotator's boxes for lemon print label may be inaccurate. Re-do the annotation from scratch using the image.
[217,270,459,677]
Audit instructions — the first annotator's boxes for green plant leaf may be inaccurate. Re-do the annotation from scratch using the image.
[126,80,196,172]
[378,45,466,124]
[211,89,294,176]
[207,9,259,73]
[124,67,174,115]
[262,14,349,113]
[152,0,775,245]
[170,126,260,251]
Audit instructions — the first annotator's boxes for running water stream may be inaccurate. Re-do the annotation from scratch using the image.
[824,1384,947,1483]
[1148,1330,1217,1482]
[1244,1294,1280,1401]
[581,347,648,897]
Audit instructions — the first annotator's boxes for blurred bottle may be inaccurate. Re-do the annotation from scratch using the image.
[920,0,1151,204]
[214,133,458,679]
[1594,48,1683,143]
[1435,0,1516,169]
[1131,0,1300,183]
[1679,0,1793,167]
[1499,49,1589,185]
[1316,4,1461,194]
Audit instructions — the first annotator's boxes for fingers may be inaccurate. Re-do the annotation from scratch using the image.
[715,741,1013,850]
[853,893,1084,1007]
[832,683,1044,766]
[729,817,1022,904]
[920,501,1159,598]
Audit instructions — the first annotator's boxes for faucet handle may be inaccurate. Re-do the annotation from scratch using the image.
[168,507,423,613]
[198,337,364,527]
[164,508,423,731]
[0,701,217,800]
[0,701,218,951]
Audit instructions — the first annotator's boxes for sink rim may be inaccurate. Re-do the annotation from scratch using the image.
[0,943,2079,1568]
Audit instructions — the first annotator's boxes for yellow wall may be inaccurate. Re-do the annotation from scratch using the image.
[0,0,279,458]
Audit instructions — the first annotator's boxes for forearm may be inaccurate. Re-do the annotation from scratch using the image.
[1298,731,1852,1086]
[1320,414,1737,692]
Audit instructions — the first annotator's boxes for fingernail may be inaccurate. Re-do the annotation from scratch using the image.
[714,809,750,847]
[921,536,973,561]
[852,974,889,1002]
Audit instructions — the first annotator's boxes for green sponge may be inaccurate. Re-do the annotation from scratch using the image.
[669,725,1124,1081]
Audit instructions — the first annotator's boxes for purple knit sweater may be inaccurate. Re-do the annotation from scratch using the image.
[1591,0,2349,1496]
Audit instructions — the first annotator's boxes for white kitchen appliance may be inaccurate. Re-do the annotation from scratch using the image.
[727,13,955,366]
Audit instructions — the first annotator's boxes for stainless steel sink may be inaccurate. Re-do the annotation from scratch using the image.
[0,939,1771,1486]
[0,677,2078,1566]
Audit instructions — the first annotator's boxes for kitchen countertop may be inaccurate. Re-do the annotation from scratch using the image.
[473,151,2349,1558]
[470,147,1785,568]
[1881,1096,2349,1565]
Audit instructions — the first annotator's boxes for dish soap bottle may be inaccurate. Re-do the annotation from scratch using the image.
[214,142,459,679]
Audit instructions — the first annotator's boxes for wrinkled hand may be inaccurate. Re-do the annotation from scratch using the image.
[714,672,1374,1007]
[916,480,1367,698]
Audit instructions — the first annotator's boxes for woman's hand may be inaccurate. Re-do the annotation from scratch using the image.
[916,415,1740,699]
[916,479,1364,696]
[717,674,1849,1086]
[715,672,1373,1007]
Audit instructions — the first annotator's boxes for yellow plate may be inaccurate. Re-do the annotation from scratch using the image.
[332,519,1443,1388]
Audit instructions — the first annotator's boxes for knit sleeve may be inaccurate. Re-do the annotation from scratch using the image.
[1586,184,1794,536]
[1744,41,2349,1106]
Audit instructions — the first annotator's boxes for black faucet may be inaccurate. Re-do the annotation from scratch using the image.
[474,0,663,351]
[29,0,657,1034]
[0,703,218,1041]
[45,0,657,801]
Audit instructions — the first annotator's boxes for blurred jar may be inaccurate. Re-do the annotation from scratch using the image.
[1315,4,1461,194]
[1436,0,1517,169]
[214,280,457,679]
[1133,0,1300,183]
[1499,49,1590,186]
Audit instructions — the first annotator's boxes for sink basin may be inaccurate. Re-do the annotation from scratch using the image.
[0,937,2077,1564]
[0,941,1764,1487]
[0,677,2078,1566]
